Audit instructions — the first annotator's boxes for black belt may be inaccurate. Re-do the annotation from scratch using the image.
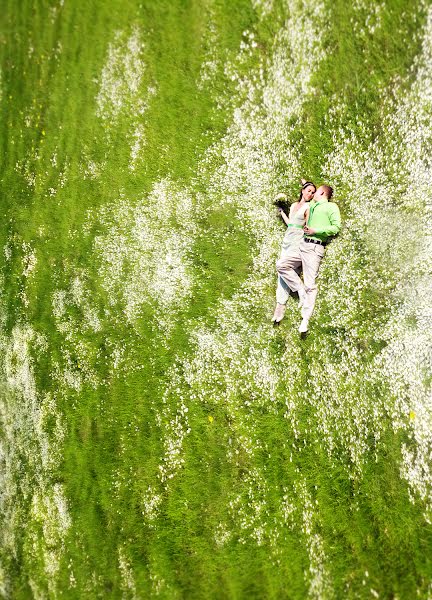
[304,237,326,247]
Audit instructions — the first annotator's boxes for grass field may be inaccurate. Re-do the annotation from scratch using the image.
[0,0,432,598]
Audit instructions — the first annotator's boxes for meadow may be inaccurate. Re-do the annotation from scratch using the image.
[0,0,431,597]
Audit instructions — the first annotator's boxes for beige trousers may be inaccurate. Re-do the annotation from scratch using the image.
[276,239,325,321]
[275,246,301,304]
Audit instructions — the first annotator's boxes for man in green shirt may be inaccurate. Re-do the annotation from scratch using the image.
[276,185,341,334]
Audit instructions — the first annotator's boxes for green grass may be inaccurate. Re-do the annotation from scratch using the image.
[0,0,431,598]
[291,0,427,190]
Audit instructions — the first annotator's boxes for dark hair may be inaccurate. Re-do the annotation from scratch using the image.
[299,181,316,202]
[321,185,333,199]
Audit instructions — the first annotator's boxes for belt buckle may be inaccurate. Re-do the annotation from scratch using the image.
[306,237,324,246]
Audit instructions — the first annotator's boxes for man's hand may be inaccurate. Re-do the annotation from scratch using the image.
[303,226,316,235]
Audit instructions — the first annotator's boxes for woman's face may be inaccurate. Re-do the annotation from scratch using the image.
[302,185,316,201]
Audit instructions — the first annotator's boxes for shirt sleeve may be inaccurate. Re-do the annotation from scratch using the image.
[315,204,341,237]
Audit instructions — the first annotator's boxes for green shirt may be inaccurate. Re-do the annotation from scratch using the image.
[306,198,341,243]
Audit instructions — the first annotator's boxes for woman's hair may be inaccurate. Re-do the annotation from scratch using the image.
[298,181,316,201]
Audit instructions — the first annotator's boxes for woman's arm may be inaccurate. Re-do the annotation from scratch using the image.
[278,208,290,226]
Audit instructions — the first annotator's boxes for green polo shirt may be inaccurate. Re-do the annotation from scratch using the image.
[306,198,341,243]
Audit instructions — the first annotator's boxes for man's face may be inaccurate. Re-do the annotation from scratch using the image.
[303,185,315,201]
[314,186,326,201]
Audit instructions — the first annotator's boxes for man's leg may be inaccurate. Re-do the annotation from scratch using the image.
[299,242,325,329]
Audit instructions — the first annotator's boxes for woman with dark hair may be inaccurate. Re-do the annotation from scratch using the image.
[271,179,316,325]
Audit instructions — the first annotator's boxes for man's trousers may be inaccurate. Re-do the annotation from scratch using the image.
[276,240,325,321]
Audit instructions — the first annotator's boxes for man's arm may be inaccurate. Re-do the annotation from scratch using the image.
[323,203,341,237]
[305,204,341,237]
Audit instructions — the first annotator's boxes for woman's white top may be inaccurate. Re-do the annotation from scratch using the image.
[280,202,308,256]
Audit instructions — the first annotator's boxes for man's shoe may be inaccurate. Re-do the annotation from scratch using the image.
[272,303,286,324]
[298,318,309,334]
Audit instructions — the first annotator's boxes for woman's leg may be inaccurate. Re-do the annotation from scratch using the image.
[276,255,303,293]
[276,274,291,304]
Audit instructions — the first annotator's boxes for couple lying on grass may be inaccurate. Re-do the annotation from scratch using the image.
[272,179,341,334]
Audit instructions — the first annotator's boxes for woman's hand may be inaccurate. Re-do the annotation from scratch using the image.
[278,207,290,226]
[303,225,316,235]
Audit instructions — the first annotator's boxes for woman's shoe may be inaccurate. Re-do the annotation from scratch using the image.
[272,303,286,324]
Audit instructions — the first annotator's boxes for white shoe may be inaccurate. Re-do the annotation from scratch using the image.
[272,303,286,323]
[298,319,309,333]
[298,288,306,308]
